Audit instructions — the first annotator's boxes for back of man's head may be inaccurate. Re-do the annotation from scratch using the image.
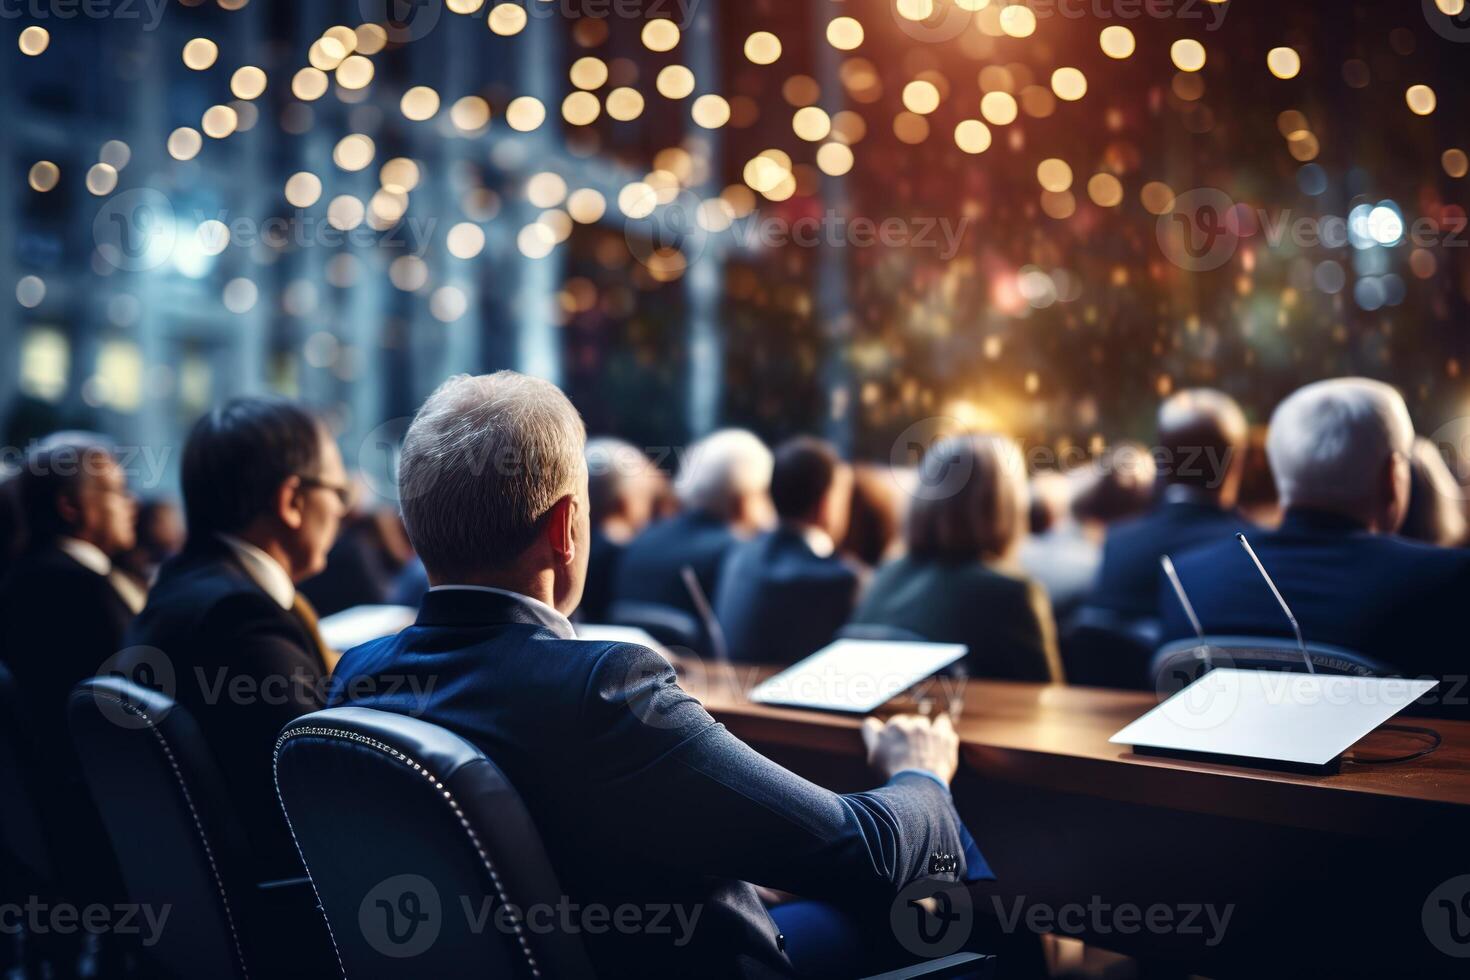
[16,432,117,546]
[1266,377,1414,528]
[770,437,841,524]
[585,437,651,527]
[181,398,326,539]
[399,372,586,580]
[1157,388,1248,496]
[674,429,773,524]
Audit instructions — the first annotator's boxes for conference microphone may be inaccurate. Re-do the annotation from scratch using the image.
[1160,554,1207,633]
[680,565,730,663]
[1234,533,1315,675]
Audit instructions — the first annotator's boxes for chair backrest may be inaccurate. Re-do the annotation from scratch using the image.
[1059,607,1161,690]
[0,661,52,887]
[68,677,255,980]
[606,598,705,654]
[837,622,930,644]
[1150,635,1395,693]
[275,707,597,980]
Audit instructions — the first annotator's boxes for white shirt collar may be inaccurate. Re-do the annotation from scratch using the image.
[217,533,296,610]
[427,584,575,637]
[785,523,836,558]
[58,537,112,577]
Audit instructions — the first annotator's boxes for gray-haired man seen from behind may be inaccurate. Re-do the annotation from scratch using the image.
[1158,377,1470,685]
[328,372,992,977]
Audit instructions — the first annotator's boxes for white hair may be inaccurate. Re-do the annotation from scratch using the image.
[674,428,773,518]
[585,437,654,520]
[399,372,585,577]
[1266,377,1413,512]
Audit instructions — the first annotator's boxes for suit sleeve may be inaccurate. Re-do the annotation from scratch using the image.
[575,643,972,905]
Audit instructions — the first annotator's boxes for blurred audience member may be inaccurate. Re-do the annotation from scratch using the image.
[1236,425,1282,528]
[1019,470,1100,620]
[1160,379,1470,677]
[125,398,347,881]
[301,480,413,616]
[613,428,773,617]
[1,434,141,734]
[852,434,1064,682]
[715,437,862,664]
[1071,441,1157,527]
[0,465,23,584]
[580,437,662,622]
[390,554,430,607]
[1401,438,1468,547]
[1088,389,1252,619]
[842,463,906,567]
[115,497,185,588]
[0,434,139,905]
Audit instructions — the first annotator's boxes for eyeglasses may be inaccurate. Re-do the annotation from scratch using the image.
[296,476,355,509]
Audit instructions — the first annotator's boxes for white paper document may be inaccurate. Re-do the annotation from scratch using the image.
[1110,668,1440,766]
[749,639,969,713]
[318,604,417,652]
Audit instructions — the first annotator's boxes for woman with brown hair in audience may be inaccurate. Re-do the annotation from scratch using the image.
[850,433,1064,683]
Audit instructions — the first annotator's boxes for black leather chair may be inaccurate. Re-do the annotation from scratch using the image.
[1059,607,1161,690]
[68,676,329,980]
[277,707,991,979]
[1150,635,1394,692]
[605,598,706,654]
[838,623,930,644]
[0,661,52,891]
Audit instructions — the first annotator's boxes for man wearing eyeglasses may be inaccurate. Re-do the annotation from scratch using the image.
[123,397,351,893]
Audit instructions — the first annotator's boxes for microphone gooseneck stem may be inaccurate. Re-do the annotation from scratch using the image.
[1236,533,1315,675]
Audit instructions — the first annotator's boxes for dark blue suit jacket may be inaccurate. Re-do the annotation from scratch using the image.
[1090,499,1252,618]
[1159,509,1470,678]
[714,528,861,665]
[328,588,983,978]
[612,510,740,616]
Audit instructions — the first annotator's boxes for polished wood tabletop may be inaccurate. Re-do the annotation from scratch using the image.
[673,662,1470,974]
[683,661,1470,834]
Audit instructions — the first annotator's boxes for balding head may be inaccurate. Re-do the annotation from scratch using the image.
[1266,377,1414,532]
[1157,388,1249,503]
[399,372,589,607]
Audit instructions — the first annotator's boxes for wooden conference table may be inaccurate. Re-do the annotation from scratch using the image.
[681,661,1470,977]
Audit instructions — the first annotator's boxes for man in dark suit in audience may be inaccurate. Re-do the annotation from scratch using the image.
[330,373,988,978]
[124,398,349,880]
[0,434,141,903]
[2,435,142,736]
[715,436,862,664]
[612,427,772,616]
[1089,388,1253,619]
[1160,378,1470,678]
[579,437,661,622]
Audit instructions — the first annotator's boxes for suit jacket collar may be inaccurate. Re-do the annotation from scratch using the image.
[416,585,577,638]
[1278,507,1369,536]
